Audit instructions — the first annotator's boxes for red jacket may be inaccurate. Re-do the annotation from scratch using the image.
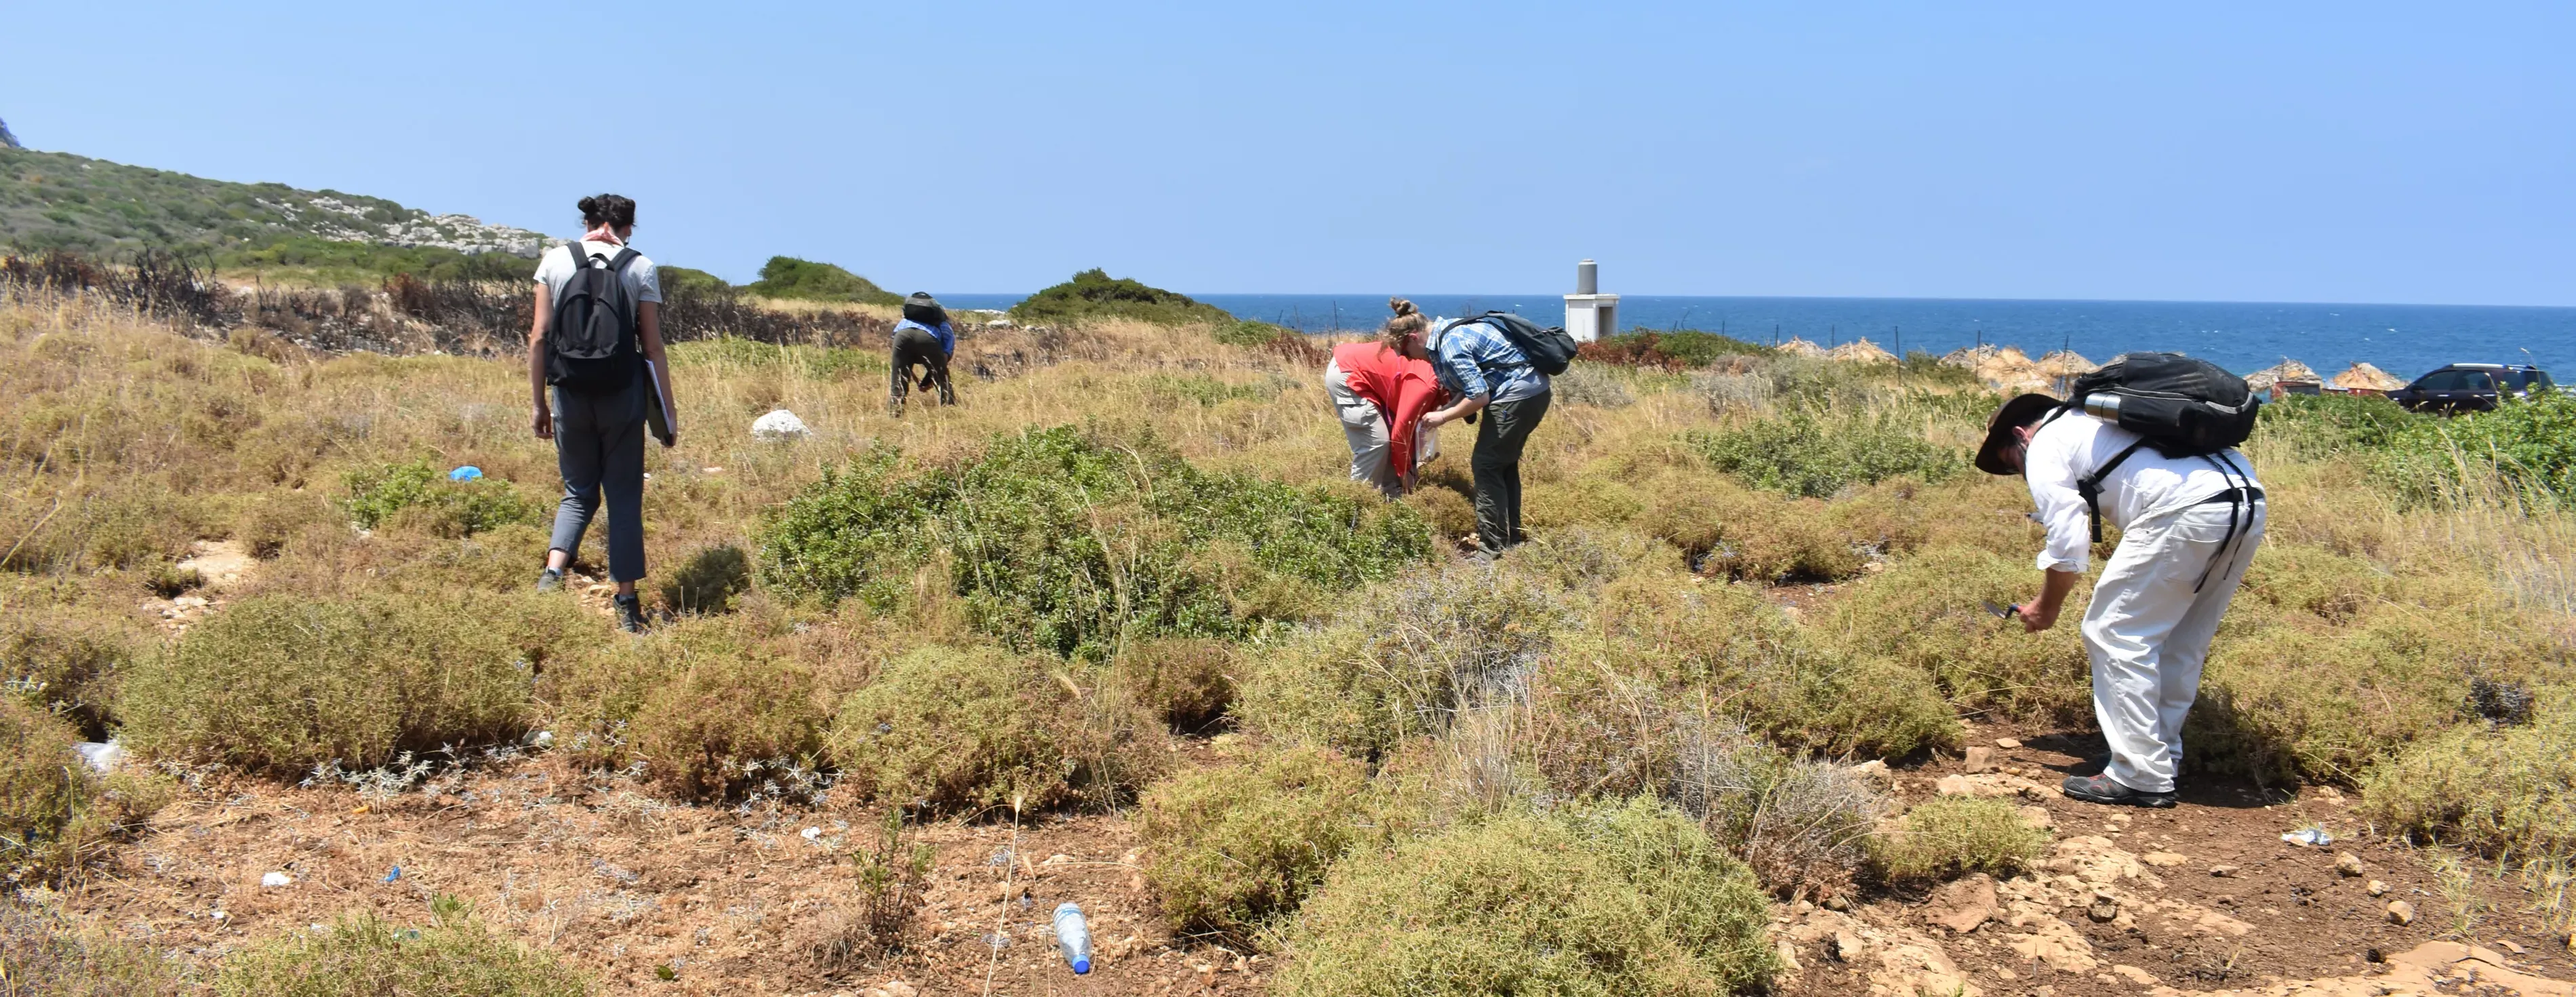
[1333,342,1443,477]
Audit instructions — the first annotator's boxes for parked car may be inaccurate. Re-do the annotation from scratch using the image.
[2386,364,2556,414]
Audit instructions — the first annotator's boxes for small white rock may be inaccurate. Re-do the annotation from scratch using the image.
[262,872,294,888]
[801,826,823,840]
[751,409,810,441]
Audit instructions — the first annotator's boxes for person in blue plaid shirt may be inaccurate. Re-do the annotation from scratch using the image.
[1420,315,1553,555]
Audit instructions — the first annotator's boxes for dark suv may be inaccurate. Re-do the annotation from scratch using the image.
[2387,364,2556,414]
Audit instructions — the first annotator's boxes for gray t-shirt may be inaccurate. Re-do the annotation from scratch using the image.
[533,240,662,305]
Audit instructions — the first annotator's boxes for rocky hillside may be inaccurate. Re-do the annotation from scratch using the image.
[0,145,553,256]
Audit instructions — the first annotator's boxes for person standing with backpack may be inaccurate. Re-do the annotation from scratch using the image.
[889,292,956,415]
[1325,298,1445,496]
[1975,353,2265,808]
[1421,310,1574,555]
[528,193,677,633]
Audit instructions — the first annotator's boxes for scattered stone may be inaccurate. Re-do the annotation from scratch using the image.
[2089,898,2120,923]
[1849,759,1892,786]
[1823,895,1850,912]
[751,409,810,441]
[2367,880,2390,897]
[1996,737,2023,749]
[260,872,292,888]
[2141,851,2189,867]
[1925,874,1998,935]
[2019,805,2055,831]
[1828,930,1864,962]
[1965,746,1996,774]
[2500,939,2526,955]
[1775,939,1800,974]
[2386,900,2415,926]
[2211,865,2240,878]
[2110,964,2158,986]
[1937,774,1974,796]
[2335,851,2365,877]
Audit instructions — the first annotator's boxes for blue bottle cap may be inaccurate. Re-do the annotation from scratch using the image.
[1072,958,1091,975]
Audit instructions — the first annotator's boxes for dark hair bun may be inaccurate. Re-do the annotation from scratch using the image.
[578,193,637,230]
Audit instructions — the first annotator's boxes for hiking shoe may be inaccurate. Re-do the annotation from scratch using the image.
[613,593,646,633]
[536,568,565,593]
[2061,773,2176,808]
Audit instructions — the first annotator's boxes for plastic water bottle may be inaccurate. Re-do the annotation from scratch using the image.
[1053,902,1092,975]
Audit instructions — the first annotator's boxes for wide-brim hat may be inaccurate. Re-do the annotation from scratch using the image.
[1974,393,2063,475]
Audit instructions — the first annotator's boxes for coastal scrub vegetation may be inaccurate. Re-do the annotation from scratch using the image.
[3,258,2573,989]
[742,255,904,306]
[1008,268,1234,326]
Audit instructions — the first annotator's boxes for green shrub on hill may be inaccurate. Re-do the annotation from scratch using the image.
[1690,412,1963,498]
[1819,544,2093,724]
[214,235,533,282]
[1,606,146,738]
[656,265,731,299]
[759,427,1431,660]
[1271,798,1776,996]
[1008,269,1232,326]
[828,645,1162,813]
[1,146,549,256]
[1137,743,1371,941]
[216,901,588,997]
[744,256,902,305]
[121,591,590,774]
[1213,319,1295,347]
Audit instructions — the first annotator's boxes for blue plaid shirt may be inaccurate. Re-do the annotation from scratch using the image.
[1432,318,1550,403]
[893,318,954,357]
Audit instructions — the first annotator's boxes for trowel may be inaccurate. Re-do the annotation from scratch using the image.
[1979,600,2021,620]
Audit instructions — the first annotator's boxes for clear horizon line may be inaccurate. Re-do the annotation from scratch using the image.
[940,290,2576,311]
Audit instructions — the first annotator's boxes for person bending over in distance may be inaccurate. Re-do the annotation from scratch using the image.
[889,292,957,416]
[1977,391,2263,808]
[1420,307,1552,555]
[527,193,677,633]
[1324,298,1446,497]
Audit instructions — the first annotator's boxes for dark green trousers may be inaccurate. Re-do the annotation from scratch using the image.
[1471,391,1550,553]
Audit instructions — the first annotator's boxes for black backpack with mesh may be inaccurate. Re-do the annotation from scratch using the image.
[546,242,643,393]
[2056,351,2260,543]
[1451,311,1581,376]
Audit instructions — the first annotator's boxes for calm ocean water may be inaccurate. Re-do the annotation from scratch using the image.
[937,293,2575,381]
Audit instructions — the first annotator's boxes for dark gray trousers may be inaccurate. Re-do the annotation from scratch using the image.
[1471,390,1550,553]
[549,380,647,583]
[890,328,954,411]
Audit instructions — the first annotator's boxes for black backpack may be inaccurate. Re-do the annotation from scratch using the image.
[546,241,643,393]
[2055,351,2259,543]
[1452,311,1580,377]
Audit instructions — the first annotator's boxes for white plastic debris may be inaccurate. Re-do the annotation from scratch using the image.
[751,409,810,441]
[801,826,823,840]
[985,319,1015,329]
[73,740,124,773]
[2281,825,2333,847]
[261,872,294,888]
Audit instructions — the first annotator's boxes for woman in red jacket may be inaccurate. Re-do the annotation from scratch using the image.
[1325,298,1445,496]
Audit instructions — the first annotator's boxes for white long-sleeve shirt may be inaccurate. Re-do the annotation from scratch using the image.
[2024,411,2260,573]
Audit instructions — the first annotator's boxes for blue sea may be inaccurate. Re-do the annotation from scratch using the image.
[937,293,2575,382]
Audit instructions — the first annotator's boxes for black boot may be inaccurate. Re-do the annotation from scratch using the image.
[614,593,646,633]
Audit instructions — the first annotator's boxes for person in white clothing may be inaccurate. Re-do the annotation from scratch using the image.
[1975,393,2265,808]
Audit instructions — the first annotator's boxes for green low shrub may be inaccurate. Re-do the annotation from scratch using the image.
[628,619,830,802]
[1819,544,2094,724]
[1213,319,1293,348]
[1,607,145,737]
[1236,565,1570,759]
[1591,576,1958,760]
[2254,393,2419,462]
[341,460,542,537]
[1007,269,1231,326]
[0,901,184,996]
[1272,798,1777,996]
[1689,412,1963,498]
[1868,796,2049,882]
[2360,688,2576,860]
[1110,637,1235,732]
[2376,393,2576,507]
[215,901,588,997]
[660,544,752,614]
[121,591,590,774]
[1,699,172,881]
[1136,743,1371,942]
[828,646,1161,814]
[761,427,1430,660]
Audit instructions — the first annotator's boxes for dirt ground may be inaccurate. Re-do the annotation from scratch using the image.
[28,718,2567,997]
[42,549,2573,995]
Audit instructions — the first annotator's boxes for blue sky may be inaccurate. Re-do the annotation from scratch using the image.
[7,2,2570,304]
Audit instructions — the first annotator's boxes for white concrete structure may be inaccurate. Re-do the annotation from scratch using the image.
[1564,258,1619,343]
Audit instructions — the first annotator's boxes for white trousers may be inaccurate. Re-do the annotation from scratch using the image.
[2080,498,2266,794]
[1325,361,1399,496]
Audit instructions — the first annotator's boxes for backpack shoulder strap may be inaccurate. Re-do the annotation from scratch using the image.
[2076,438,2147,544]
[606,247,641,273]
